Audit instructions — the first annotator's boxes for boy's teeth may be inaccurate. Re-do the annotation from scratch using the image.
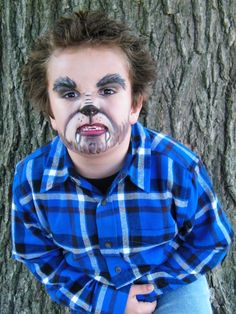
[83,126,103,131]
[76,133,80,144]
[105,131,110,142]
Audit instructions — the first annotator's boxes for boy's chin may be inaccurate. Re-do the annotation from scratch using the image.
[75,134,109,155]
[78,142,108,155]
[65,139,111,156]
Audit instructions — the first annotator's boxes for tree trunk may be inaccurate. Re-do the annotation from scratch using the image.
[0,0,235,313]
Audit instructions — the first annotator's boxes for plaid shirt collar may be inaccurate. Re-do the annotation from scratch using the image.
[40,122,151,193]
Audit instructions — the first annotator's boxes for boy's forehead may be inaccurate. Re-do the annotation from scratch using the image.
[47,45,131,87]
[49,45,129,68]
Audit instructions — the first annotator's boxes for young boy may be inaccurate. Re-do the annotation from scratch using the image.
[12,11,233,314]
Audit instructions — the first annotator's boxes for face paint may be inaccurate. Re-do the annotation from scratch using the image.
[53,74,130,155]
[47,47,140,158]
[59,103,130,154]
[96,74,126,90]
[53,76,77,92]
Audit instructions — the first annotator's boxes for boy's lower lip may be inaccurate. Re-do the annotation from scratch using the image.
[80,130,106,136]
[78,124,107,136]
[75,124,111,145]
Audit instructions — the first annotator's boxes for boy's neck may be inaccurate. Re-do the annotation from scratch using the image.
[67,129,131,179]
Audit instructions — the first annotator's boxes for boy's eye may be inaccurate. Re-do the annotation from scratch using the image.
[63,91,80,99]
[99,88,116,96]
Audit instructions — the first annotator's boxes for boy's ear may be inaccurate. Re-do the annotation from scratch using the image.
[49,116,57,131]
[129,94,143,125]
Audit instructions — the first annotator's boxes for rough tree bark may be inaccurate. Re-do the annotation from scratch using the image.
[0,0,235,313]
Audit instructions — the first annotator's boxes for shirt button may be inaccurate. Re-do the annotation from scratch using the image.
[105,241,112,248]
[101,199,107,206]
[115,266,122,273]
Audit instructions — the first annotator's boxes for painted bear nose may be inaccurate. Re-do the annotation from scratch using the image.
[80,105,99,117]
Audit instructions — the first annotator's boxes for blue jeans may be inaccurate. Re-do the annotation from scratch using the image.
[153,276,212,314]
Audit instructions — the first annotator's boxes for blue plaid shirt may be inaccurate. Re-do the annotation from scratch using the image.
[12,122,233,314]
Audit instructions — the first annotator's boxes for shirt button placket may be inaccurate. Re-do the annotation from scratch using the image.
[105,241,112,248]
[101,199,107,206]
[115,266,122,273]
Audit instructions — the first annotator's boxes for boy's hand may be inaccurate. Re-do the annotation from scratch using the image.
[125,284,157,314]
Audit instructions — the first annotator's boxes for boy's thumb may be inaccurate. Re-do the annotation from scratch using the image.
[131,284,154,296]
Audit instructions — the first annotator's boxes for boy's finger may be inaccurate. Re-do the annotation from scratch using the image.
[139,300,157,314]
[130,284,154,296]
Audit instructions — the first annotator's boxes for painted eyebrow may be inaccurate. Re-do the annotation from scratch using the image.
[96,74,126,90]
[53,76,77,91]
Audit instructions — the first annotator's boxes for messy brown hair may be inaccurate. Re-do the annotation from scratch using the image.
[23,11,156,117]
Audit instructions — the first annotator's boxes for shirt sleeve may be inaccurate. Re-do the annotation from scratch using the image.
[138,160,233,301]
[11,172,130,314]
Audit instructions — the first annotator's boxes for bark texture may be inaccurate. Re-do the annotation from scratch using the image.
[0,0,235,313]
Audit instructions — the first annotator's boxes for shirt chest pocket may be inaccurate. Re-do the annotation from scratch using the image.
[126,197,177,238]
[128,223,177,249]
[122,201,178,261]
[122,223,178,267]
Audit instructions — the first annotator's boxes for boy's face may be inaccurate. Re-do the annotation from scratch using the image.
[47,45,142,155]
